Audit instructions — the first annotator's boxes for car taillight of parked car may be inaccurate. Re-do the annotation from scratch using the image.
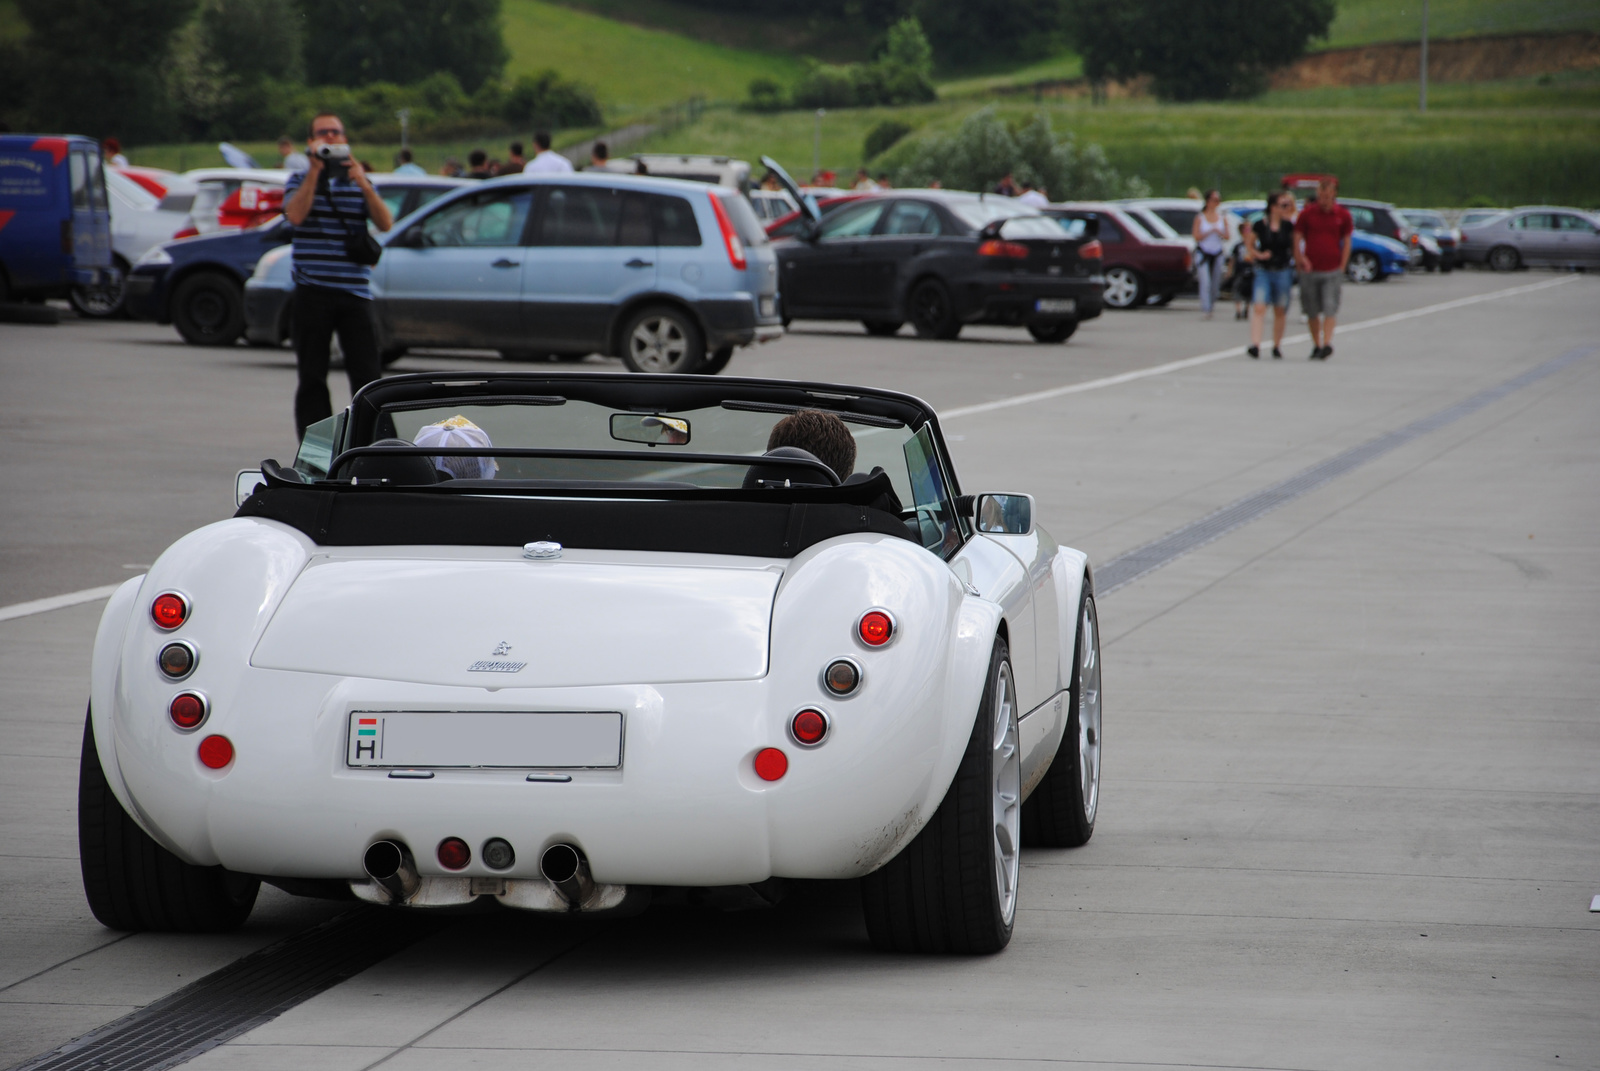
[1079,240,1102,260]
[708,192,747,271]
[978,239,1028,260]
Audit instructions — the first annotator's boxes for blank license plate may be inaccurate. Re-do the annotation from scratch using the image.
[347,711,622,769]
[759,295,776,317]
[1035,298,1076,314]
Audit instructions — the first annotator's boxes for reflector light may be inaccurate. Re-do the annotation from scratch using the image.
[754,747,788,781]
[198,735,233,769]
[978,239,1029,259]
[158,642,196,679]
[482,838,515,870]
[1079,239,1103,260]
[437,837,471,870]
[791,709,828,746]
[151,593,188,630]
[169,692,207,730]
[824,659,860,695]
[708,192,748,270]
[858,611,894,647]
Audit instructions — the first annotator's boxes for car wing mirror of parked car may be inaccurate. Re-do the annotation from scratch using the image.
[797,217,820,242]
[974,492,1034,536]
[610,413,691,446]
[393,226,424,249]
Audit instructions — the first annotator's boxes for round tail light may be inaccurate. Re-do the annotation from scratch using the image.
[753,747,788,781]
[437,837,471,870]
[790,709,829,747]
[197,734,233,769]
[158,641,197,680]
[858,610,894,647]
[151,592,188,630]
[823,659,860,696]
[169,692,208,730]
[481,838,515,870]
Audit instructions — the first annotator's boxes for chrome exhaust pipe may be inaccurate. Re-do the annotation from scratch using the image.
[363,840,420,904]
[540,843,595,909]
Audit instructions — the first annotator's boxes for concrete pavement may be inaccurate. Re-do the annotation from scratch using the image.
[2,272,1596,1070]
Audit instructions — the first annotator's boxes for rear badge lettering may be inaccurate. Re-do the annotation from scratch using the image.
[469,660,527,673]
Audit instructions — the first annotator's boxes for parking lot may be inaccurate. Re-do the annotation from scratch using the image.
[3,271,1598,1069]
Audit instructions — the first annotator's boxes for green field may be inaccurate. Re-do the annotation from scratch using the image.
[633,73,1600,207]
[502,0,806,117]
[1325,0,1600,47]
[123,128,601,175]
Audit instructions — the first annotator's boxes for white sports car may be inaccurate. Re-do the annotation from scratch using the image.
[82,373,1101,953]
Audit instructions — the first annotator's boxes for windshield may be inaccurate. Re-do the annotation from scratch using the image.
[1402,211,1446,228]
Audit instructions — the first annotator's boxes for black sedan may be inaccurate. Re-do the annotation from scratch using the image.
[771,189,1103,343]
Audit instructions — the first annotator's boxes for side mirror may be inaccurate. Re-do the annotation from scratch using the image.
[798,217,820,242]
[394,226,423,248]
[235,469,265,507]
[974,492,1034,536]
[610,412,691,446]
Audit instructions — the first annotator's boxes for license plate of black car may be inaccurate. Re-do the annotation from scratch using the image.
[1035,298,1076,314]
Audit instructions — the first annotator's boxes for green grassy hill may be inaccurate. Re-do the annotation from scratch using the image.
[1325,0,1600,48]
[502,0,806,118]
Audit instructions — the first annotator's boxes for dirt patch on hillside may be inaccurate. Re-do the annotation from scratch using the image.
[1271,32,1600,90]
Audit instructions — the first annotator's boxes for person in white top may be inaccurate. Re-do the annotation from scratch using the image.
[277,135,310,172]
[1191,188,1229,320]
[1016,182,1049,207]
[523,130,575,174]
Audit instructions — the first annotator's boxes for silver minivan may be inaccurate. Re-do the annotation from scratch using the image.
[372,172,781,373]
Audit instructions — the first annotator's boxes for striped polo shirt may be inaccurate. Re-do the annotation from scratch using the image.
[285,170,373,299]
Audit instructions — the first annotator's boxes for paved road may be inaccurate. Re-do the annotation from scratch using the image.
[2,273,1597,1069]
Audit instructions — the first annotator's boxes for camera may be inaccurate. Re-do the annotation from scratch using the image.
[314,142,350,174]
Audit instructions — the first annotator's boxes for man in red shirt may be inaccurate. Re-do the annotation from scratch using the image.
[1293,176,1354,360]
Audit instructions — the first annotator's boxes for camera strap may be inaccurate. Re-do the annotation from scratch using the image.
[319,173,382,267]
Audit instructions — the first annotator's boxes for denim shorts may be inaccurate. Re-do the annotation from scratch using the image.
[1251,268,1294,308]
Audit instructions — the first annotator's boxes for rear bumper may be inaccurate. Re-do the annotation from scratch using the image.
[962,278,1103,324]
[697,296,783,349]
[244,284,292,345]
[125,269,168,322]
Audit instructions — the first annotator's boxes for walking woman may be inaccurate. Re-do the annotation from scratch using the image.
[1192,189,1228,319]
[1247,190,1297,358]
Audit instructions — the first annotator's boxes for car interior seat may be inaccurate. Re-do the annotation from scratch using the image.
[742,446,839,489]
[334,438,441,484]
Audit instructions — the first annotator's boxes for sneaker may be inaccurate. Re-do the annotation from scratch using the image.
[1321,345,1333,360]
[1310,345,1325,360]
[1247,345,1260,358]
[1272,347,1283,359]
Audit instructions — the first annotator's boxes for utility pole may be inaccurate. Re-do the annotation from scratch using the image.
[397,108,411,150]
[1419,0,1429,113]
[813,109,825,179]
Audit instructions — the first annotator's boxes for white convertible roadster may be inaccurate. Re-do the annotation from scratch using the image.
[82,373,1101,953]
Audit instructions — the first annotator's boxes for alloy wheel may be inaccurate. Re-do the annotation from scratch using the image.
[1077,596,1101,825]
[1103,268,1139,308]
[991,660,1021,926]
[628,315,690,372]
[1347,252,1379,284]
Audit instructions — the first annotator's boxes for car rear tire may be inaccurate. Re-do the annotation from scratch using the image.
[1488,245,1520,273]
[620,304,705,373]
[1101,267,1144,309]
[908,279,960,340]
[78,711,259,932]
[70,257,128,318]
[1022,582,1101,848]
[862,320,903,337]
[861,636,1019,954]
[172,272,244,346]
[1146,292,1174,307]
[1027,320,1078,343]
[699,345,734,375]
[1346,251,1381,284]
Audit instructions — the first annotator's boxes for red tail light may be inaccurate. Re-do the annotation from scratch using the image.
[169,692,208,730]
[151,592,189,630]
[437,837,471,870]
[198,734,233,769]
[790,709,829,747]
[858,610,894,647]
[978,239,1029,259]
[754,747,788,781]
[1079,239,1103,260]
[708,192,747,270]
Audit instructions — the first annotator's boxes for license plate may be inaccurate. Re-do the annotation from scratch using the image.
[759,295,776,317]
[347,711,623,769]
[1035,298,1076,314]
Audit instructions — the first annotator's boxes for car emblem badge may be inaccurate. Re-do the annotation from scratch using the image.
[471,641,526,674]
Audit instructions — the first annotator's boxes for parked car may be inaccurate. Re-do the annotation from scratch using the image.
[69,168,195,318]
[83,369,1101,953]
[1456,209,1507,230]
[600,154,751,193]
[251,172,781,373]
[772,184,1104,342]
[131,174,462,346]
[1394,209,1459,271]
[748,188,797,224]
[1456,206,1600,271]
[171,168,290,238]
[0,134,114,304]
[1045,203,1189,310]
[114,166,178,199]
[765,192,867,239]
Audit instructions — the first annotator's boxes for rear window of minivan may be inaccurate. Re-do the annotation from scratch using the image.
[715,192,769,247]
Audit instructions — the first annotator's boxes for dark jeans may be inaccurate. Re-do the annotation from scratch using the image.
[293,284,380,439]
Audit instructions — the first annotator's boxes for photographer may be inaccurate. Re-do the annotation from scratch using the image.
[282,112,394,438]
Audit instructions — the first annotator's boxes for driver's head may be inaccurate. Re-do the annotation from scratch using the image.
[767,410,856,481]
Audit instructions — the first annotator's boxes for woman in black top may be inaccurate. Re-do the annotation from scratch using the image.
[1246,190,1297,358]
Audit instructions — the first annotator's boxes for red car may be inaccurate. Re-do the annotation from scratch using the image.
[765,192,869,239]
[1046,203,1192,309]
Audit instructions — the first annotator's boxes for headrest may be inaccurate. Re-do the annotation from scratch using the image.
[335,439,440,484]
[742,446,838,489]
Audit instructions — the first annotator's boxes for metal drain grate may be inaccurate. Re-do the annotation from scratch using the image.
[8,910,444,1071]
[1096,345,1596,595]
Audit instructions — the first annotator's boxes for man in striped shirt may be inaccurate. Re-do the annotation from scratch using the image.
[282,112,394,437]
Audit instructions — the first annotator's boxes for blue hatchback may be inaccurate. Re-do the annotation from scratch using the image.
[0,135,113,302]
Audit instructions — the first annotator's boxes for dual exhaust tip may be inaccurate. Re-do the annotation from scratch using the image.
[363,839,594,909]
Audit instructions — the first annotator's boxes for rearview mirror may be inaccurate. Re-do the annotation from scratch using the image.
[974,492,1033,536]
[610,413,691,446]
[235,469,265,507]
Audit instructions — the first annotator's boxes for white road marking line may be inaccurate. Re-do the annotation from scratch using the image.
[940,275,1578,420]
[0,585,124,623]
